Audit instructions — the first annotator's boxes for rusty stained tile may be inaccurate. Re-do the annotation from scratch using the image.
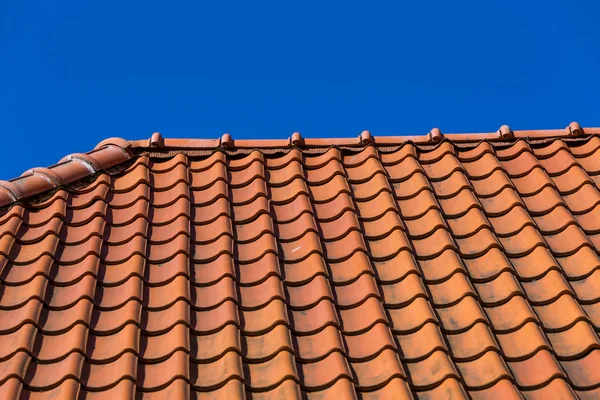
[3,134,600,398]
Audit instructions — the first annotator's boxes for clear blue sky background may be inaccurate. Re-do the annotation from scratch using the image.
[1,1,599,179]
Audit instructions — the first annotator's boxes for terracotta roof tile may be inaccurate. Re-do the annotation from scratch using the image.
[3,125,600,397]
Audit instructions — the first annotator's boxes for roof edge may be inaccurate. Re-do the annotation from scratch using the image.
[0,123,597,209]
[0,141,134,209]
[131,123,599,150]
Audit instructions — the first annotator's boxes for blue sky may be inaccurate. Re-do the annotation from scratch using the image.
[1,1,599,179]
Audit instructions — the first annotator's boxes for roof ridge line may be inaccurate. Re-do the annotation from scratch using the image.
[0,122,597,209]
[0,142,134,209]
[127,123,598,150]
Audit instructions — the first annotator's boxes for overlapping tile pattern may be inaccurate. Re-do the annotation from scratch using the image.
[3,134,600,398]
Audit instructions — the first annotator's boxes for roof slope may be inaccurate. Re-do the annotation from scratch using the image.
[2,124,600,398]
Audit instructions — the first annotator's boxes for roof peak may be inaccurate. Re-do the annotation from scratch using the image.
[127,122,596,149]
[0,122,597,209]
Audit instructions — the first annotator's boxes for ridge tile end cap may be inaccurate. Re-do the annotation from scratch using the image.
[149,132,164,147]
[219,133,233,148]
[94,137,132,150]
[428,128,443,142]
[289,132,304,147]
[359,130,373,144]
[568,122,584,136]
[498,125,515,139]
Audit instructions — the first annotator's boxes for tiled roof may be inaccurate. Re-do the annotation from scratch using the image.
[2,124,600,398]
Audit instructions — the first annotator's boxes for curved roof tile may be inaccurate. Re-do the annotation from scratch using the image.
[1,123,600,397]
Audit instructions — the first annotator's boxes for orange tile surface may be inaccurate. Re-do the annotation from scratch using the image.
[2,127,600,398]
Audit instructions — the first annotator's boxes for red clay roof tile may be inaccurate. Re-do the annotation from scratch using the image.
[3,125,600,397]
